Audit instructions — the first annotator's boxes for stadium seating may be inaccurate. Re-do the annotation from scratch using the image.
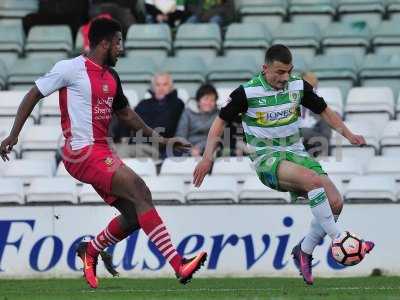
[186,176,238,204]
[380,120,400,156]
[387,0,400,21]
[364,157,400,180]
[344,87,395,126]
[337,0,385,29]
[0,178,24,205]
[115,56,157,100]
[20,125,62,159]
[359,54,400,98]
[292,53,308,74]
[317,87,344,116]
[223,23,270,64]
[344,175,397,203]
[160,56,207,97]
[319,156,364,182]
[237,0,287,29]
[239,175,290,204]
[142,176,185,204]
[216,87,235,108]
[25,25,73,60]
[160,156,201,182]
[0,59,7,90]
[26,177,77,204]
[310,54,358,98]
[212,156,254,182]
[7,57,54,91]
[125,24,172,65]
[1,5,400,207]
[174,23,221,65]
[0,91,40,122]
[122,158,157,177]
[1,159,55,184]
[272,22,320,63]
[207,55,258,89]
[372,21,400,55]
[0,0,38,18]
[79,184,103,204]
[321,22,370,60]
[39,91,61,124]
[0,23,24,70]
[289,0,335,29]
[330,120,380,162]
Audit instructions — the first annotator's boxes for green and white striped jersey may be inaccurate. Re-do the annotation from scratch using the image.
[219,72,327,160]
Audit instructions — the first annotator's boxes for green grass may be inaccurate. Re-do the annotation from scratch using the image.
[1,277,400,300]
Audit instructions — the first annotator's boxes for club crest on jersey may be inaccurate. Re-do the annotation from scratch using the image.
[102,84,109,93]
[289,91,300,104]
[104,157,114,166]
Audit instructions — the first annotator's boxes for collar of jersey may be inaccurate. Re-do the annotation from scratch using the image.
[258,72,274,91]
[258,72,288,92]
[85,56,104,70]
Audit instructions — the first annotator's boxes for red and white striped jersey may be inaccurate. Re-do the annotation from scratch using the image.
[35,55,128,150]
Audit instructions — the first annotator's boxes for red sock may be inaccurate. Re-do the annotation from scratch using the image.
[87,217,129,257]
[138,208,182,273]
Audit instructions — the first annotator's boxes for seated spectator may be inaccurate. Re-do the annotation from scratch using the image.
[23,0,89,37]
[112,73,185,159]
[145,0,186,28]
[301,72,332,157]
[89,0,145,36]
[176,84,219,157]
[185,0,235,26]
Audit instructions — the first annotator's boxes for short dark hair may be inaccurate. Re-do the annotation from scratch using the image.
[265,44,292,65]
[195,84,218,102]
[89,18,122,49]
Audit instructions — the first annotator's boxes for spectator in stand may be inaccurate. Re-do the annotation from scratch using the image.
[89,0,145,36]
[23,0,89,37]
[112,73,185,159]
[145,0,186,28]
[185,0,235,27]
[176,84,219,157]
[301,72,332,157]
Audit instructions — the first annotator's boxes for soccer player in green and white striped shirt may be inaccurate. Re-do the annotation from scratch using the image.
[193,44,375,285]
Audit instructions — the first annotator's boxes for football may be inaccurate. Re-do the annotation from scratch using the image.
[331,231,368,266]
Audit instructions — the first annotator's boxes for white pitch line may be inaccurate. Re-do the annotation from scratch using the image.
[80,286,400,293]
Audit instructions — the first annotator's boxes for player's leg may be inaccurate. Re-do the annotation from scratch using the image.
[276,160,341,285]
[278,161,341,240]
[111,165,207,284]
[300,175,343,255]
[85,197,140,261]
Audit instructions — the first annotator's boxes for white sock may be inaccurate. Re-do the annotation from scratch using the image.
[308,188,341,240]
[301,214,340,255]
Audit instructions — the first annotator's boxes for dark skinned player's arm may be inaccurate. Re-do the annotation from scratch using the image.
[114,106,167,144]
[0,86,44,161]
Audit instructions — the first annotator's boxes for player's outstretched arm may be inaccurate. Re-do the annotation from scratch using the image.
[0,86,44,161]
[193,116,226,187]
[114,106,191,152]
[320,106,366,146]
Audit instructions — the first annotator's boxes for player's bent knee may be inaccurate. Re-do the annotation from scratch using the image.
[330,195,343,215]
[130,175,153,205]
[303,171,324,192]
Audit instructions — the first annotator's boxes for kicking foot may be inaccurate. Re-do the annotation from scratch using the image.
[176,252,207,285]
[364,240,375,254]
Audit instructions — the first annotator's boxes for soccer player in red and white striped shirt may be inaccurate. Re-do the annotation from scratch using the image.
[0,18,207,289]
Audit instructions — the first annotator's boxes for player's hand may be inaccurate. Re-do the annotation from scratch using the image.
[193,158,212,187]
[167,137,192,153]
[348,133,366,146]
[0,135,18,161]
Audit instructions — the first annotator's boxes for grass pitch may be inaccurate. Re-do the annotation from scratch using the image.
[0,276,399,300]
